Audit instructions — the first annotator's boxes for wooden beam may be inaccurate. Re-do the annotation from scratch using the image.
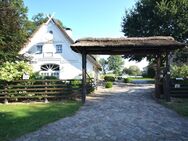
[164,51,171,102]
[155,53,161,98]
[82,50,87,104]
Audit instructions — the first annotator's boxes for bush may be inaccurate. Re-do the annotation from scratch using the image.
[124,78,132,83]
[0,61,33,81]
[43,76,58,80]
[104,76,115,82]
[71,79,81,88]
[171,65,188,78]
[105,82,113,88]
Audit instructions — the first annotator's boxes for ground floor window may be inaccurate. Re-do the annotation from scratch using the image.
[40,64,60,78]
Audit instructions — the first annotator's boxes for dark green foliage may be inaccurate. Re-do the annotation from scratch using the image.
[32,13,48,26]
[107,55,124,75]
[122,0,188,63]
[124,78,132,83]
[43,76,58,80]
[0,0,28,63]
[104,76,115,82]
[105,82,113,88]
[142,67,156,78]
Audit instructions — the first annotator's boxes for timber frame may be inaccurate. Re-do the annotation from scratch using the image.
[71,36,186,103]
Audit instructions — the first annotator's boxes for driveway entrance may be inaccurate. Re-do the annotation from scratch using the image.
[16,83,188,141]
[71,36,186,103]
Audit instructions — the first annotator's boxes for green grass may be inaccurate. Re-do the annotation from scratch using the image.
[159,98,188,117]
[0,101,82,141]
[128,77,154,80]
[124,77,154,83]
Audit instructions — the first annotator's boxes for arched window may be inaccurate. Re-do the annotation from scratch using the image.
[40,64,60,78]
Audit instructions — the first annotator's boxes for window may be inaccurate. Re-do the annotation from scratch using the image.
[49,30,53,34]
[41,64,60,71]
[40,64,60,78]
[56,45,62,53]
[36,45,43,54]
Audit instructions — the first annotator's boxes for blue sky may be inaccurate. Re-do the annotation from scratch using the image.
[24,0,137,40]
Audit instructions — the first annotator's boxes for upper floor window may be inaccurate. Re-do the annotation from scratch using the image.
[56,44,62,53]
[49,30,53,34]
[36,45,43,54]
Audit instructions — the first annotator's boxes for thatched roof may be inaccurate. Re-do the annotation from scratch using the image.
[71,36,186,55]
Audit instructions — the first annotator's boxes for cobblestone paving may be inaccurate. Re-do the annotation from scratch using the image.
[15,83,188,141]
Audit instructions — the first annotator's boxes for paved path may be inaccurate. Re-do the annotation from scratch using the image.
[15,83,188,141]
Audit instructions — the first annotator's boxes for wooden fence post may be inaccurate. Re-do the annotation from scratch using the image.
[44,80,48,103]
[4,83,8,104]
[164,51,171,102]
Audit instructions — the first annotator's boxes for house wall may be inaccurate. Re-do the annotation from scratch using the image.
[20,21,97,79]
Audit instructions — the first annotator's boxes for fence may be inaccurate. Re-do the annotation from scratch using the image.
[0,79,94,103]
[170,79,188,98]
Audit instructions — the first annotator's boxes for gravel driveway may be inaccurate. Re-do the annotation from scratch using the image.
[15,83,188,141]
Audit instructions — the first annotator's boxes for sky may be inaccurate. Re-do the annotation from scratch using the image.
[24,0,137,39]
[24,0,148,70]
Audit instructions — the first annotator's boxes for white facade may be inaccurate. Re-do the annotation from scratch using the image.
[20,19,99,80]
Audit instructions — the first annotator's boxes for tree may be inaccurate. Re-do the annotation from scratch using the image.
[142,65,156,78]
[99,58,108,74]
[107,55,124,75]
[28,13,66,35]
[0,0,28,63]
[32,13,48,27]
[122,0,188,62]
[123,65,141,76]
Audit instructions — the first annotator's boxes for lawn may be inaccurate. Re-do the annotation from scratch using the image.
[0,101,81,141]
[128,77,154,81]
[160,98,188,117]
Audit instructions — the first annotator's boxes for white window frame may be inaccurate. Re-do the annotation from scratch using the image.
[56,44,62,53]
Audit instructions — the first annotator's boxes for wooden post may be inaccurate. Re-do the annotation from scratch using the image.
[155,53,161,98]
[44,80,48,103]
[82,50,87,104]
[164,51,171,102]
[4,83,8,104]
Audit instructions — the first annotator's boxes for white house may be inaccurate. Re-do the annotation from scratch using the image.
[19,18,100,80]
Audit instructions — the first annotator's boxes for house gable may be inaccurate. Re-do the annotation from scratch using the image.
[19,18,99,79]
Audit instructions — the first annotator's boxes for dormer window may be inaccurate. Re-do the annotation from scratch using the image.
[36,45,43,54]
[49,30,53,34]
[56,44,62,53]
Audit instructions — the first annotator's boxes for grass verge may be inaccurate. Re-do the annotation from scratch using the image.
[0,101,81,141]
[159,98,188,117]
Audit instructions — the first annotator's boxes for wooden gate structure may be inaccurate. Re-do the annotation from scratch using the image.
[71,36,186,103]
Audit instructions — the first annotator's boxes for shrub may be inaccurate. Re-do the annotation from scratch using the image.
[0,61,33,81]
[104,76,115,82]
[43,76,58,80]
[124,78,132,83]
[105,82,113,88]
[71,79,81,88]
[171,65,188,78]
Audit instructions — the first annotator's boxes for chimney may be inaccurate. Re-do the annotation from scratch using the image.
[65,28,72,38]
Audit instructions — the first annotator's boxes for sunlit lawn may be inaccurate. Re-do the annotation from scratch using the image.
[0,101,81,141]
